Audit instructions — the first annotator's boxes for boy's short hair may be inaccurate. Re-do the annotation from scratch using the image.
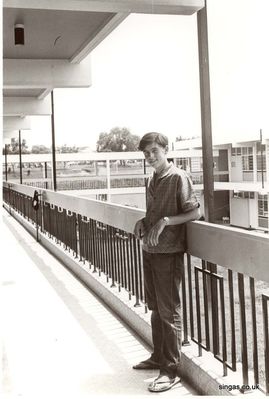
[138,132,168,151]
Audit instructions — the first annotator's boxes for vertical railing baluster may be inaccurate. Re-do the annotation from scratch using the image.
[111,227,118,286]
[96,222,101,276]
[104,224,110,282]
[202,260,210,351]
[249,277,259,385]
[219,276,227,376]
[228,269,236,371]
[88,219,93,268]
[182,256,190,346]
[208,261,219,357]
[78,215,83,260]
[238,273,249,389]
[108,225,116,287]
[187,254,194,340]
[132,235,140,307]
[128,233,135,297]
[85,219,90,265]
[115,229,121,291]
[137,240,144,305]
[98,223,103,276]
[262,295,269,395]
[126,234,132,300]
[92,220,97,273]
[74,213,78,257]
[121,230,127,291]
[120,230,126,291]
[195,268,202,356]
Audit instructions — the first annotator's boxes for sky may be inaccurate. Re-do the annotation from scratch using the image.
[26,0,269,150]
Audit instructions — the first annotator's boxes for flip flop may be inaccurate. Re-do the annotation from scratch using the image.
[133,358,160,370]
[148,375,181,392]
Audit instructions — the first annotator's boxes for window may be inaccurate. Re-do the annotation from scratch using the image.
[241,148,254,171]
[191,157,203,172]
[231,147,242,156]
[242,155,253,171]
[258,194,268,217]
[176,158,188,171]
[233,191,255,199]
[257,154,266,171]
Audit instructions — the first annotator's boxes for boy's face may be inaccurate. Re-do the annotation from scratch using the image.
[142,142,168,171]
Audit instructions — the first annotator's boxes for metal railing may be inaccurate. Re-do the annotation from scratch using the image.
[2,182,269,395]
[16,176,147,191]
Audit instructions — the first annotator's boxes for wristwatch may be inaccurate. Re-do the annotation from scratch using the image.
[163,216,169,225]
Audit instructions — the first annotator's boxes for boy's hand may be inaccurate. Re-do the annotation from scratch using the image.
[147,218,167,246]
[134,218,146,239]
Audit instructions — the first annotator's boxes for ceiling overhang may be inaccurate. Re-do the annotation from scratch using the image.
[4,1,204,15]
[3,0,205,123]
[3,96,52,117]
[3,58,92,94]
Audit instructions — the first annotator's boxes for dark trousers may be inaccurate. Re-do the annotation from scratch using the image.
[143,251,183,378]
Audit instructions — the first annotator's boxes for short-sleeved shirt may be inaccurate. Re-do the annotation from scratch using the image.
[142,162,199,254]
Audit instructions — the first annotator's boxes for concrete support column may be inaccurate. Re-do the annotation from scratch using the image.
[253,143,257,184]
[106,159,111,202]
[260,129,265,190]
[266,142,269,185]
[197,0,219,357]
[18,130,23,184]
[51,91,57,191]
[197,1,214,223]
[5,144,8,181]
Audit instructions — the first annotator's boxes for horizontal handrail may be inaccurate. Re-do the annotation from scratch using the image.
[3,182,269,282]
[3,182,145,233]
[3,149,216,163]
[187,221,269,283]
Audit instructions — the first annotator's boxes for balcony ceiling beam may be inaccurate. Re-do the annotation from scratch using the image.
[3,58,92,91]
[70,12,129,63]
[3,96,51,117]
[3,0,204,15]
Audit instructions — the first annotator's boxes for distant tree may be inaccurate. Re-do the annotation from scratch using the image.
[30,144,79,153]
[176,135,184,142]
[96,127,140,152]
[57,144,79,153]
[31,144,51,154]
[175,135,200,142]
[4,138,29,154]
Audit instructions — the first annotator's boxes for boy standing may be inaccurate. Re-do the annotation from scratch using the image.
[133,132,200,392]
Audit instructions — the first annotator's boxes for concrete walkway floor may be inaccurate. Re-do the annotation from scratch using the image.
[1,210,197,399]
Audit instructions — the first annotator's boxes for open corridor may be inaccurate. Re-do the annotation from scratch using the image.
[1,211,197,398]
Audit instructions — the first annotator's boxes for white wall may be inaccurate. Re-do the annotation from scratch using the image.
[230,197,250,228]
[249,196,259,229]
[230,156,243,181]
